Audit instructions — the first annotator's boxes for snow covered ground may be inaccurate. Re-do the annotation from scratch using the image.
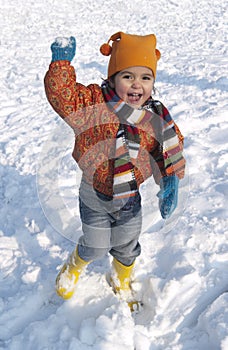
[0,0,227,349]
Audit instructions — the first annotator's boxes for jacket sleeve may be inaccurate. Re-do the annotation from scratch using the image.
[44,60,103,129]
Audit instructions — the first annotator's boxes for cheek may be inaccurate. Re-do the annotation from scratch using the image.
[145,84,153,97]
[115,85,127,99]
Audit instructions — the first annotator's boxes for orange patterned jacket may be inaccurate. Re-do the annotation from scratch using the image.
[44,60,184,196]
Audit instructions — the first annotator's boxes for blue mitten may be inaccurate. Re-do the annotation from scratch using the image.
[51,36,76,62]
[157,175,179,219]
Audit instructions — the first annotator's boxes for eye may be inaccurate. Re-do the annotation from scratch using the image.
[122,74,133,79]
[142,76,152,80]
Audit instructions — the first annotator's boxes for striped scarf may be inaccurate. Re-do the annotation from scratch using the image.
[101,81,184,200]
[151,100,185,176]
[112,123,139,200]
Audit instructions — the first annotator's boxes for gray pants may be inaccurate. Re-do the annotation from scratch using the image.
[78,180,142,266]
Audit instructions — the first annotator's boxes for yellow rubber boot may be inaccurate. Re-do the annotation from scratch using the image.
[56,246,90,299]
[111,258,134,293]
[111,258,139,311]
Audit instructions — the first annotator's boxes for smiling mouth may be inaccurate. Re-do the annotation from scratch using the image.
[127,93,142,103]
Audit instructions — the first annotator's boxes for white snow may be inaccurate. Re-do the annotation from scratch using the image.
[55,37,74,48]
[0,0,227,349]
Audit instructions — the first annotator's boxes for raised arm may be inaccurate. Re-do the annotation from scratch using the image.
[44,36,103,128]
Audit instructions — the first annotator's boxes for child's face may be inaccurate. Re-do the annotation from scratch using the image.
[112,66,154,109]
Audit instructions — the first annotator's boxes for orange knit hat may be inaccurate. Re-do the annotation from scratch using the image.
[100,32,161,79]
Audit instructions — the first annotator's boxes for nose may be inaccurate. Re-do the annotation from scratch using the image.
[131,79,141,89]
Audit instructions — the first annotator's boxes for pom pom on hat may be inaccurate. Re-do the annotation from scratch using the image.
[100,31,161,79]
[100,43,112,56]
[155,49,161,61]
